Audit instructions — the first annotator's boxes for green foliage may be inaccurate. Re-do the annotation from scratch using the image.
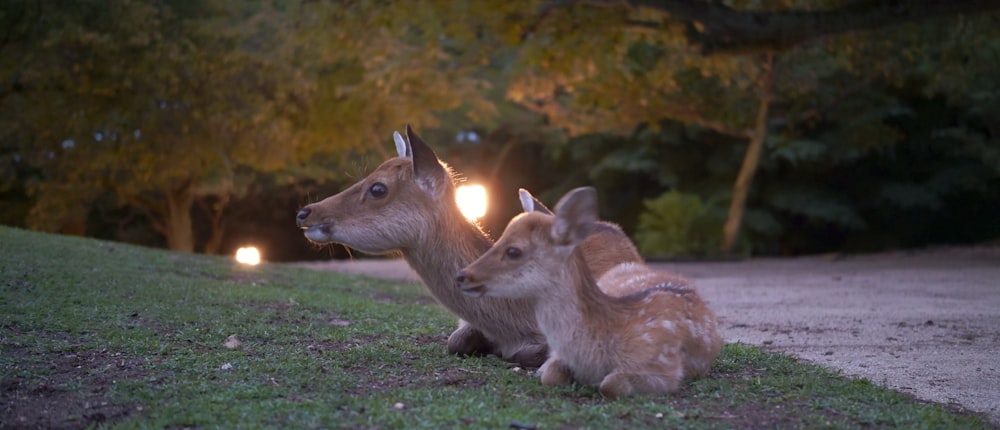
[289,0,508,146]
[503,1,762,137]
[3,0,1000,256]
[1,0,315,249]
[768,189,866,229]
[0,0,510,250]
[635,191,722,258]
[528,6,1000,254]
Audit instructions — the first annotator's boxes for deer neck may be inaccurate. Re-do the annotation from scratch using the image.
[399,210,543,352]
[400,208,494,306]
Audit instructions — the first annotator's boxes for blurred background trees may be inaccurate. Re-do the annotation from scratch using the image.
[2,0,998,260]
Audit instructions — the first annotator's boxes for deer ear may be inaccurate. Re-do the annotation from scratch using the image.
[519,188,552,215]
[551,187,598,246]
[406,125,449,195]
[393,131,411,158]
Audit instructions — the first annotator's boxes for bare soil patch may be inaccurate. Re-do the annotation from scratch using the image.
[1,340,140,429]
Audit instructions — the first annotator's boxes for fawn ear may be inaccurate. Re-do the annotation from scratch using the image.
[406,124,450,195]
[551,187,598,246]
[518,188,553,215]
[393,130,411,158]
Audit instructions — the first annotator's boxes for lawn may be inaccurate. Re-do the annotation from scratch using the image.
[0,226,990,429]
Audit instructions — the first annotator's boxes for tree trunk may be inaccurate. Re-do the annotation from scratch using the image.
[196,194,231,255]
[721,53,775,254]
[202,222,226,255]
[163,180,195,252]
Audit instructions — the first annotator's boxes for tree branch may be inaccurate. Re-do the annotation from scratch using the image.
[657,104,753,138]
[542,0,1000,55]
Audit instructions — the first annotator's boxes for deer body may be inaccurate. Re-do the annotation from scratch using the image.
[456,187,722,398]
[296,127,642,367]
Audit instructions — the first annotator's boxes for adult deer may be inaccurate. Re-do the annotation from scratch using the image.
[456,187,722,398]
[296,126,642,367]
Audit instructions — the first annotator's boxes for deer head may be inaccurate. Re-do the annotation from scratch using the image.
[295,125,460,254]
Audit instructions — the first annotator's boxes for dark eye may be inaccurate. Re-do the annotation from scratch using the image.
[505,247,522,259]
[369,182,388,198]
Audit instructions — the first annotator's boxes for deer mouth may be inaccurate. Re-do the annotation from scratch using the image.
[302,224,336,243]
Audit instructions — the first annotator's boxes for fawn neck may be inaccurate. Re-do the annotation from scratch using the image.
[534,249,621,341]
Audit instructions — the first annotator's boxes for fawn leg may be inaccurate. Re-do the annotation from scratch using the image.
[447,320,495,357]
[539,357,574,386]
[598,371,682,399]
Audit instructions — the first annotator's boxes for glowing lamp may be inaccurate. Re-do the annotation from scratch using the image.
[455,184,488,220]
[235,246,261,266]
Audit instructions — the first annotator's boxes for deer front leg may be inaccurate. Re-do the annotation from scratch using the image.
[598,370,682,399]
[447,320,495,357]
[539,356,573,386]
[510,343,548,368]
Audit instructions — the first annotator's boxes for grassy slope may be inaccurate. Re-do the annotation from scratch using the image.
[0,226,989,429]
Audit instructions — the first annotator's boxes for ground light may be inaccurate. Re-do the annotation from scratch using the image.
[455,184,488,220]
[235,246,262,265]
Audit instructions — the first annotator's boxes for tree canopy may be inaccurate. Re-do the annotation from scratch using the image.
[2,0,998,257]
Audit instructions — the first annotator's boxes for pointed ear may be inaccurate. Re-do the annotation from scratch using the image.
[519,188,552,215]
[405,125,449,194]
[551,187,598,246]
[393,131,411,158]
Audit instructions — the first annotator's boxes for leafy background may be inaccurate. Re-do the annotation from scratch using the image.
[2,0,998,259]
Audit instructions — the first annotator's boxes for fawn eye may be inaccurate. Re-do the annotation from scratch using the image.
[505,247,522,259]
[369,182,388,199]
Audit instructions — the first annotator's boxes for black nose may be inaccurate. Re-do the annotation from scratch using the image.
[295,208,311,226]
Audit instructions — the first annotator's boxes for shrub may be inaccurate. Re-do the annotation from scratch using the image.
[634,191,722,258]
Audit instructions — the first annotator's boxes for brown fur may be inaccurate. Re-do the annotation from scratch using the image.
[456,187,723,398]
[296,127,643,367]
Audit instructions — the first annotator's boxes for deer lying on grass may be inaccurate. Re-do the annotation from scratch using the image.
[455,187,722,398]
[296,126,642,367]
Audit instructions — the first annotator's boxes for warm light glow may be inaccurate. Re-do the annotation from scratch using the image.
[235,246,261,265]
[456,184,488,220]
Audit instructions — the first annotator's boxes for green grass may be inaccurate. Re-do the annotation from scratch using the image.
[0,226,990,429]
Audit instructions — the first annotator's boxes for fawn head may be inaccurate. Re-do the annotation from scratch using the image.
[295,125,457,254]
[455,187,598,298]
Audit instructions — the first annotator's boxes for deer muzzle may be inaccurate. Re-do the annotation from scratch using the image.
[455,270,487,298]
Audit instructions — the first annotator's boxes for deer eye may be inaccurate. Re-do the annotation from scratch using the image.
[505,247,522,259]
[369,182,388,199]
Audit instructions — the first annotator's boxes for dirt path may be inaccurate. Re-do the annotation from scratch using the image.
[297,246,1000,423]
